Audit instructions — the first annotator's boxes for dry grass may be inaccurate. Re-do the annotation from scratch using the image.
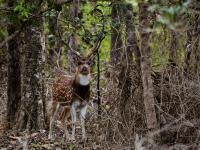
[88,65,200,149]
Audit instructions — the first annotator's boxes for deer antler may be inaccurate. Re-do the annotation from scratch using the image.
[68,36,81,58]
[86,35,105,59]
[87,5,105,60]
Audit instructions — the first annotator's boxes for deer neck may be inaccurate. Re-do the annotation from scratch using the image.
[75,74,90,86]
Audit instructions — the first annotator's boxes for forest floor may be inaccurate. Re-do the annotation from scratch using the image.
[0,124,199,150]
[0,125,102,150]
[1,108,199,150]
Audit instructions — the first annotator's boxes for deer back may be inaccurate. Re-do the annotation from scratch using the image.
[52,75,74,104]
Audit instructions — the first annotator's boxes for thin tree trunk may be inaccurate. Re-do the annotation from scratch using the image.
[68,0,79,73]
[139,2,158,130]
[106,1,124,140]
[6,0,21,129]
[125,3,141,73]
[110,1,123,66]
[184,13,200,77]
[169,30,178,68]
[118,3,137,130]
[48,0,60,67]
[192,14,200,76]
[184,26,192,77]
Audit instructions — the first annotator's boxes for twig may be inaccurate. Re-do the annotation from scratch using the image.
[97,51,101,118]
[39,0,72,15]
[0,30,20,48]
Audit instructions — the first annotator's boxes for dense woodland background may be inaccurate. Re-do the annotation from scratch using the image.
[0,0,200,149]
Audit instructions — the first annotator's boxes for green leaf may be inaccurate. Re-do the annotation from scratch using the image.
[21,11,28,18]
[160,6,175,16]
[157,15,175,30]
[148,4,159,12]
[183,0,191,7]
[14,5,23,12]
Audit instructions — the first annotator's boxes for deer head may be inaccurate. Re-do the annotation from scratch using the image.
[68,36,102,85]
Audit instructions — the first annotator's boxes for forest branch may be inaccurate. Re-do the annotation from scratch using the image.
[0,30,20,49]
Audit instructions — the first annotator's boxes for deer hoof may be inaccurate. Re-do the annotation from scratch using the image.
[70,136,75,142]
[48,134,54,140]
[65,135,71,142]
[79,137,87,144]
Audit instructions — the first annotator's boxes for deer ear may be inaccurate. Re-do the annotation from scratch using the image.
[70,52,81,66]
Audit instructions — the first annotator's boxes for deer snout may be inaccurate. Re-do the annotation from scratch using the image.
[83,66,87,71]
[81,66,89,74]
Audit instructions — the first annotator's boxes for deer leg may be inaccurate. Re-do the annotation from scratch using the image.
[48,103,60,140]
[80,104,88,140]
[61,106,71,141]
[71,100,79,140]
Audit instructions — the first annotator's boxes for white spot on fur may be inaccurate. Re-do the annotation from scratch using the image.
[79,74,90,86]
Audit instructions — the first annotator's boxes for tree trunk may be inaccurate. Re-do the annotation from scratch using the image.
[125,3,141,73]
[184,25,192,77]
[48,1,60,67]
[184,13,200,77]
[169,30,178,68]
[110,1,123,66]
[117,3,134,133]
[6,0,21,129]
[139,2,158,130]
[18,4,46,130]
[68,0,79,73]
[106,1,124,140]
[192,14,200,76]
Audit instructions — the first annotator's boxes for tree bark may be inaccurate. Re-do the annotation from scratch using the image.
[117,3,134,131]
[192,14,200,76]
[18,2,46,130]
[184,25,192,77]
[125,3,141,73]
[47,0,60,67]
[169,30,178,68]
[68,0,79,73]
[110,1,123,66]
[6,0,21,129]
[106,1,124,140]
[184,13,200,77]
[139,2,158,130]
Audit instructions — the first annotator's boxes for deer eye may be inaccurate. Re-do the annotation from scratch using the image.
[77,61,82,66]
[87,61,91,66]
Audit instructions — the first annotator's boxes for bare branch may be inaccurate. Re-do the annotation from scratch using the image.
[56,0,72,5]
[87,35,105,59]
[0,30,20,49]
[68,36,81,57]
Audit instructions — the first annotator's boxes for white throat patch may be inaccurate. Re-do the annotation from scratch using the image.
[79,74,90,86]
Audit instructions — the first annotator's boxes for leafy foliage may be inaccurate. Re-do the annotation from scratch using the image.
[12,1,33,22]
[149,0,191,30]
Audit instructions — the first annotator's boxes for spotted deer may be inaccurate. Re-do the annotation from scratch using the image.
[48,37,103,141]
